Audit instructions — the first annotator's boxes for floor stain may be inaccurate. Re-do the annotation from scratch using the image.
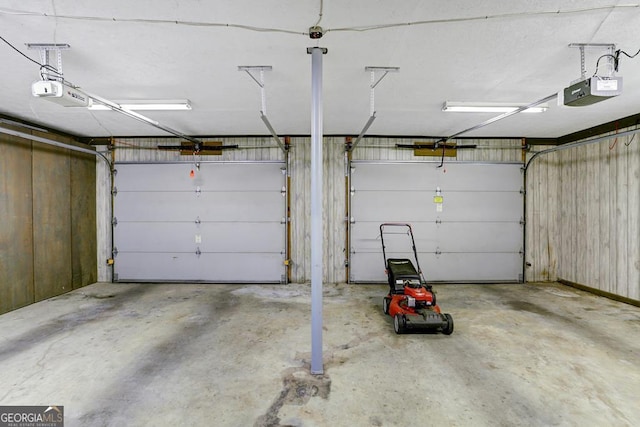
[254,367,331,427]
[507,300,554,317]
[84,293,116,299]
[254,331,378,426]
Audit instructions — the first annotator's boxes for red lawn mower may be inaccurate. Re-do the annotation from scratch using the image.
[380,223,454,335]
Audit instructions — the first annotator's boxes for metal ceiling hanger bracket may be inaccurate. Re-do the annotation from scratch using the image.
[27,43,70,81]
[348,66,399,152]
[238,65,286,152]
[568,43,616,80]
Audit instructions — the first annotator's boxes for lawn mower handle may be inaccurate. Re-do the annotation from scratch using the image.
[379,223,423,277]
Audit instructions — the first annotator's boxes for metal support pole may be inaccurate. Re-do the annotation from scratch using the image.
[308,46,327,375]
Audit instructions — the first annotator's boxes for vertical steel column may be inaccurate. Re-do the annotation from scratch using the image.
[308,46,327,375]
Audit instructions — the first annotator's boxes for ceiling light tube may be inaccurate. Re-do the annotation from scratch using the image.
[442,101,548,113]
[88,100,191,111]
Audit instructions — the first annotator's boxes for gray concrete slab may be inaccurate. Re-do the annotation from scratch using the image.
[0,282,638,426]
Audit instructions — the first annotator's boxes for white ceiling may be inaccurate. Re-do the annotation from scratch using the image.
[1,1,639,140]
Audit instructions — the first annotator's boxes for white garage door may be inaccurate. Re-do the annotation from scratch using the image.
[113,161,287,283]
[350,161,523,283]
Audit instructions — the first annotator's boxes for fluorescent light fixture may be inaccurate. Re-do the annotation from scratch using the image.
[442,101,548,113]
[89,99,192,111]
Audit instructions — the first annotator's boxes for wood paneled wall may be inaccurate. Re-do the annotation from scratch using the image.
[0,131,97,314]
[526,129,640,301]
[0,133,33,312]
[287,137,347,283]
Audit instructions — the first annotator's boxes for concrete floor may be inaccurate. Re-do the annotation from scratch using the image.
[0,282,638,427]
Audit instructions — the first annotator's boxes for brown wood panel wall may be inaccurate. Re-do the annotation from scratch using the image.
[0,132,96,314]
[32,143,72,301]
[71,151,97,289]
[0,135,34,313]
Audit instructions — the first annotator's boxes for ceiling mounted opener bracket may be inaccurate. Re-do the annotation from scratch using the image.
[238,65,286,152]
[27,43,70,81]
[349,66,399,152]
[568,43,616,80]
[366,66,400,115]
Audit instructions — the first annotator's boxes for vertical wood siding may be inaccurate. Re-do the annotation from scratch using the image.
[1,132,96,314]
[96,146,112,282]
[71,151,97,289]
[250,136,346,284]
[0,134,34,313]
[526,129,640,301]
[525,146,559,282]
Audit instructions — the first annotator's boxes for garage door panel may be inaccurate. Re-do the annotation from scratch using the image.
[116,192,283,222]
[352,191,521,223]
[350,162,523,282]
[115,163,195,192]
[439,192,522,221]
[196,192,284,221]
[349,252,391,282]
[199,253,285,282]
[351,191,438,222]
[113,162,286,282]
[432,222,522,252]
[351,221,522,253]
[420,253,523,282]
[114,252,284,282]
[197,222,285,252]
[351,162,522,192]
[351,252,522,282]
[351,163,438,191]
[115,222,284,253]
[351,223,438,254]
[198,163,285,190]
[436,163,523,191]
[116,162,284,192]
[116,192,198,221]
